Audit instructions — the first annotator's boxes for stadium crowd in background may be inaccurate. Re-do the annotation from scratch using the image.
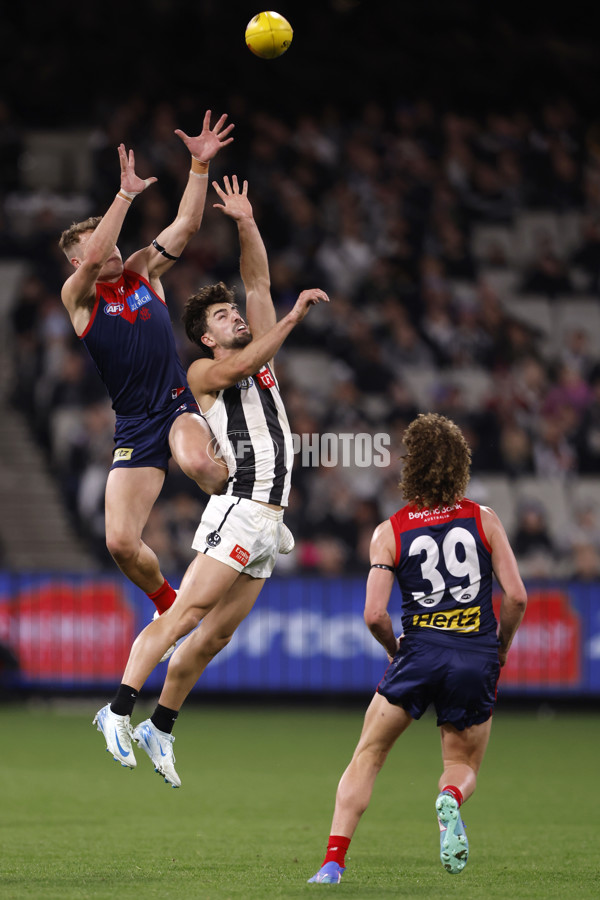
[4,93,600,581]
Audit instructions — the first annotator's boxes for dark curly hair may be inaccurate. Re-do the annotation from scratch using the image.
[400,413,472,509]
[182,282,236,358]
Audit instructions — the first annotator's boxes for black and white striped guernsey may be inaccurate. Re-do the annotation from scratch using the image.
[203,363,293,507]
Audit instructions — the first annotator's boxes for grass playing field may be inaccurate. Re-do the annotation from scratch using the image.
[1,699,598,899]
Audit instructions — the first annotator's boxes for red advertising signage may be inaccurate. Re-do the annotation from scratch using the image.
[494,588,581,687]
[0,579,135,683]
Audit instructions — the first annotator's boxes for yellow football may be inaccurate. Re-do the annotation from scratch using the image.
[245,11,293,60]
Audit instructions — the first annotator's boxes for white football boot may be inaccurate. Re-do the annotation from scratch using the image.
[133,719,181,788]
[93,703,136,768]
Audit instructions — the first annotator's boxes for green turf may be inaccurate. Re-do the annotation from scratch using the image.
[1,700,598,899]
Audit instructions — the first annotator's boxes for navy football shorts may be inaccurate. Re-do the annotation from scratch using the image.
[377,634,500,730]
[111,391,200,470]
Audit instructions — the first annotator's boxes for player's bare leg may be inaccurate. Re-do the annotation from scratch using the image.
[436,718,493,875]
[332,693,412,836]
[95,554,239,776]
[121,552,242,690]
[159,573,265,708]
[133,575,264,787]
[309,693,412,883]
[439,718,492,802]
[104,466,166,594]
[169,412,228,495]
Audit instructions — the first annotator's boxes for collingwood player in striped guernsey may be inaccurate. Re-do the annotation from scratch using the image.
[191,286,294,508]
[94,175,329,785]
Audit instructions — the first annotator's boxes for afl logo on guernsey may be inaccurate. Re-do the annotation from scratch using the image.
[236,377,254,390]
[104,302,124,316]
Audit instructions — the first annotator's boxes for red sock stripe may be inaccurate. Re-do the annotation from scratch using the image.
[147,579,176,614]
[441,784,464,807]
[323,834,351,867]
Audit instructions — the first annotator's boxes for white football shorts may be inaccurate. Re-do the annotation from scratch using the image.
[192,494,284,578]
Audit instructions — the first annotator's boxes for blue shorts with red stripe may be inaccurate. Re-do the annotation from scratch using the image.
[111,390,200,471]
[377,633,500,730]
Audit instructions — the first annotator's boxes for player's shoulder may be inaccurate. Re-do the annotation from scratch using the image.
[370,518,396,565]
[477,504,506,548]
[188,356,213,374]
[478,503,500,526]
[371,518,395,547]
[123,245,149,267]
[187,356,214,391]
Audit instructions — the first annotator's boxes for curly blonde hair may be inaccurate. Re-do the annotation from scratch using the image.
[400,413,472,509]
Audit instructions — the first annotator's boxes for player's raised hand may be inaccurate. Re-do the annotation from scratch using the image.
[212,175,253,220]
[118,143,157,195]
[291,288,330,322]
[175,110,235,163]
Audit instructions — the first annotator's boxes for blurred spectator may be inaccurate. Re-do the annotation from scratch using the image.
[519,246,574,297]
[566,502,600,580]
[571,216,600,295]
[574,365,600,472]
[498,422,535,476]
[532,414,577,477]
[512,499,560,579]
[436,218,478,280]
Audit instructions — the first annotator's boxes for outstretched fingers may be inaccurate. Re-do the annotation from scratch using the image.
[118,143,127,174]
[212,113,235,139]
[212,178,229,202]
[117,143,157,194]
[213,175,245,197]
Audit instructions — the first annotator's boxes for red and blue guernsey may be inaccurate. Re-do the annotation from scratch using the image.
[390,499,498,649]
[79,269,188,417]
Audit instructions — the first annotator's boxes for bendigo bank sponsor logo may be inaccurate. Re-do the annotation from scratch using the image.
[408,503,462,520]
[412,605,481,632]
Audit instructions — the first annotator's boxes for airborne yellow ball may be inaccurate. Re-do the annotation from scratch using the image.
[245,11,293,59]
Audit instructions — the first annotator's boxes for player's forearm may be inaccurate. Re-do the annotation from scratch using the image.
[238,216,270,291]
[198,307,303,391]
[367,615,398,658]
[83,193,131,269]
[173,165,210,235]
[498,591,527,655]
[225,310,299,378]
